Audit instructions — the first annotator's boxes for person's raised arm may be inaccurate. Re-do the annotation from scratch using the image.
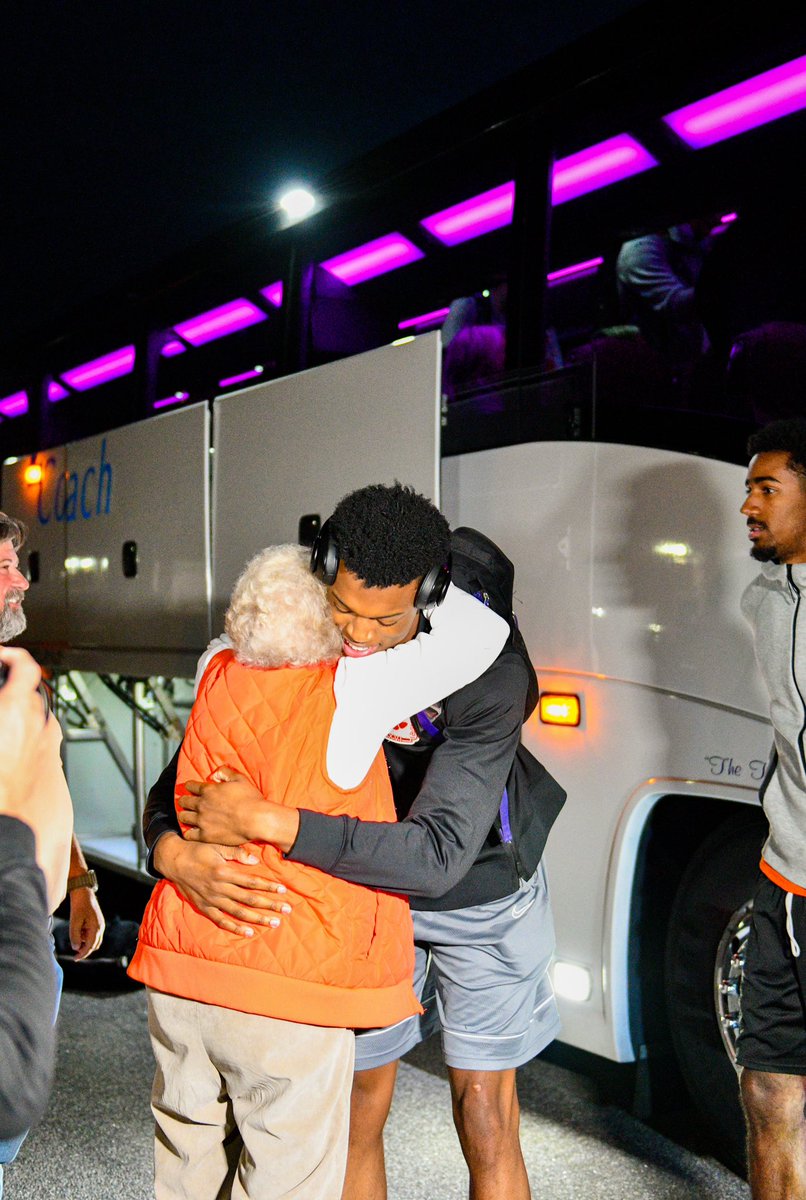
[327,583,508,788]
[184,654,529,899]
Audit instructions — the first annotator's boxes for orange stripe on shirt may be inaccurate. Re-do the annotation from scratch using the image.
[760,858,806,896]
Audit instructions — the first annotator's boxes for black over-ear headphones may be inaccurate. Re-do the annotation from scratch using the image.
[310,518,451,610]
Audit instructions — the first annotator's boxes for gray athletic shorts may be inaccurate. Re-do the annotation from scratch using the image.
[354,863,560,1072]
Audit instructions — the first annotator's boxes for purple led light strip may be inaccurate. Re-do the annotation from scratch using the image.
[552,135,658,205]
[321,234,424,286]
[153,391,190,410]
[161,339,187,358]
[260,281,283,308]
[61,346,135,392]
[419,136,656,248]
[218,368,264,388]
[397,307,451,330]
[0,391,28,418]
[664,55,806,149]
[421,183,515,247]
[547,256,605,285]
[48,381,70,402]
[174,299,267,347]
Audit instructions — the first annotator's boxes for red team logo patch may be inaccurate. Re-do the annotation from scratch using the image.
[385,718,420,745]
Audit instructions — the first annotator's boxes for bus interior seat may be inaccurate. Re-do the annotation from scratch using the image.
[726,321,806,426]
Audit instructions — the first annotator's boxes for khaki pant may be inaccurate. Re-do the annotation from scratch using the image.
[147,990,355,1200]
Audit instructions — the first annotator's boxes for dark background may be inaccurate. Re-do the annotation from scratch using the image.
[0,1,645,346]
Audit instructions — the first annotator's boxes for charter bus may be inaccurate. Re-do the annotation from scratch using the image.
[1,2,805,1168]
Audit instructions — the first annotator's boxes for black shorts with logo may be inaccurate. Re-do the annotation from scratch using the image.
[736,874,806,1074]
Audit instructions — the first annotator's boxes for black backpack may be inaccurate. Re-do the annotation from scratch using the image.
[449,526,539,721]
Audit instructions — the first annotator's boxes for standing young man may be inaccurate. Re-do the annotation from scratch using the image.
[147,483,565,1200]
[738,419,806,1198]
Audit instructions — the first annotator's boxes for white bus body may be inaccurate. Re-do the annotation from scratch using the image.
[4,338,768,1161]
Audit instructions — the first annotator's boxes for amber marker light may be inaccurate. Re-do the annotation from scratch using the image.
[23,463,42,485]
[539,693,581,727]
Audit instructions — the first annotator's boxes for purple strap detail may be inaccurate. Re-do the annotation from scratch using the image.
[499,786,513,843]
[416,709,443,740]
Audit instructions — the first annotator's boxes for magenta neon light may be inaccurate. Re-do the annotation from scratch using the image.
[720,212,739,224]
[552,135,658,205]
[664,55,806,149]
[47,381,70,402]
[174,299,267,347]
[61,346,135,392]
[0,391,28,418]
[547,256,605,285]
[218,368,264,388]
[153,391,190,410]
[398,307,451,330]
[260,281,283,307]
[161,339,187,357]
[321,234,424,286]
[420,183,515,247]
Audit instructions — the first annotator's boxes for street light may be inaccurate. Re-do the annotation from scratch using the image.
[278,187,317,222]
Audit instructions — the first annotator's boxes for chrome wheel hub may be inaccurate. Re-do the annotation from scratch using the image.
[714,899,753,1062]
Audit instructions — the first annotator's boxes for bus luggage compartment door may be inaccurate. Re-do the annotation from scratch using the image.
[211,334,441,627]
[63,402,211,674]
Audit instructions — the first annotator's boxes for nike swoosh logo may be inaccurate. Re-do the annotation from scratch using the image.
[512,896,537,919]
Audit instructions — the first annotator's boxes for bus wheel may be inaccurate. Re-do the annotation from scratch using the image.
[664,811,765,1174]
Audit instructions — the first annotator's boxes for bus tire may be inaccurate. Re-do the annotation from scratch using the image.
[664,810,765,1175]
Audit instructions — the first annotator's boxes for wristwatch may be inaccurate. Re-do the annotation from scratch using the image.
[66,869,98,893]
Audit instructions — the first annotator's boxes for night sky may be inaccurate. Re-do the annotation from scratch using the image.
[0,1,644,347]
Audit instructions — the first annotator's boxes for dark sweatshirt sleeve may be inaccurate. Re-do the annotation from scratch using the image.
[286,654,527,899]
[143,747,182,877]
[0,816,57,1140]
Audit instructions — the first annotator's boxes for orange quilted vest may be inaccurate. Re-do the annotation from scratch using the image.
[129,651,418,1028]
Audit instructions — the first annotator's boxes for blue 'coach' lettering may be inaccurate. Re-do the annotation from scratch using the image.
[96,439,112,516]
[35,438,113,524]
[80,466,96,519]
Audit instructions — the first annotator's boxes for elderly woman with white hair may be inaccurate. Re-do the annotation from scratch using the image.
[129,543,507,1200]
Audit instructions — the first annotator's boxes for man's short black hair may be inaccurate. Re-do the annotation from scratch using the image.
[330,482,450,588]
[748,419,806,480]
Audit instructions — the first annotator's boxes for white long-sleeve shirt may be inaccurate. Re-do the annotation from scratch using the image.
[196,583,509,790]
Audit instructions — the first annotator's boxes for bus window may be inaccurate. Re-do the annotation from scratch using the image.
[153,287,285,410]
[300,120,521,400]
[304,207,514,403]
[441,274,508,399]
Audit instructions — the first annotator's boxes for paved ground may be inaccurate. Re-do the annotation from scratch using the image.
[5,984,750,1199]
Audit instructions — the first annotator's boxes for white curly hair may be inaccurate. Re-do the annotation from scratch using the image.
[225,544,343,668]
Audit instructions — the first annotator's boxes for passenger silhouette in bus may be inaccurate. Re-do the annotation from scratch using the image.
[697,191,806,364]
[696,190,806,424]
[616,216,717,398]
[441,276,507,397]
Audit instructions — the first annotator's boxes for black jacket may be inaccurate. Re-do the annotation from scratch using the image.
[144,632,566,912]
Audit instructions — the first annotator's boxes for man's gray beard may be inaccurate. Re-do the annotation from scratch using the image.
[0,605,26,643]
